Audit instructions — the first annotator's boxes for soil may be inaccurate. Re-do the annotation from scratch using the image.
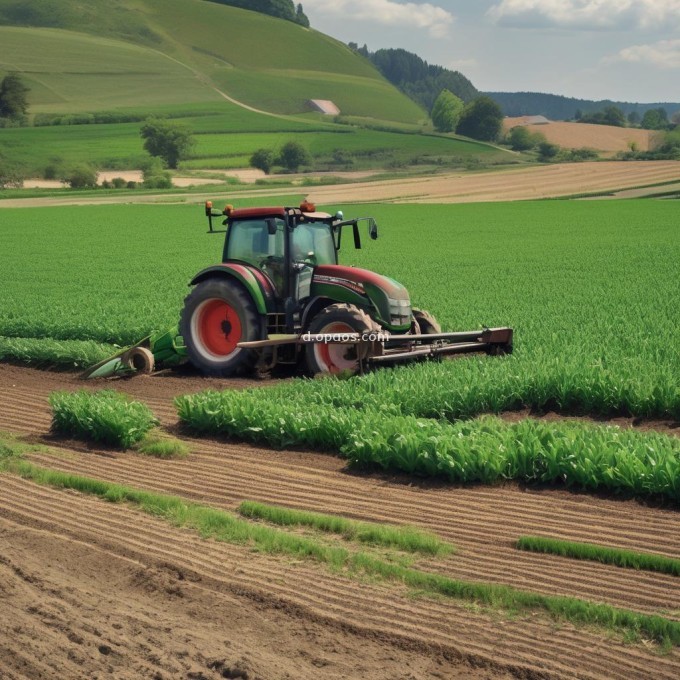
[1,363,679,679]
[3,161,679,209]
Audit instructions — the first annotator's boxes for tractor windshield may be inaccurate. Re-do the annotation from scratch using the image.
[225,218,285,267]
[292,222,336,266]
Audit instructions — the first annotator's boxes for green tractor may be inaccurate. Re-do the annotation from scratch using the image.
[178,200,512,376]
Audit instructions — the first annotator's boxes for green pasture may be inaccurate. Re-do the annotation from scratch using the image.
[0,0,423,121]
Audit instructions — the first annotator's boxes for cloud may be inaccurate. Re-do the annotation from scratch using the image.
[303,0,454,38]
[487,0,680,31]
[604,39,680,69]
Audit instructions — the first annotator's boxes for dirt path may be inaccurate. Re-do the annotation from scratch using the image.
[1,364,680,678]
[2,161,678,209]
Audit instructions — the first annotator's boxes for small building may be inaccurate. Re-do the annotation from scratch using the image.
[517,115,550,126]
[306,99,340,115]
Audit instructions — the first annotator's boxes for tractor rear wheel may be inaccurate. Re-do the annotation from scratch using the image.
[306,303,378,376]
[180,278,261,376]
[412,308,441,335]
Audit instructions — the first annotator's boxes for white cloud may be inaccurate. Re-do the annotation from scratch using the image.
[605,39,680,69]
[487,0,680,30]
[303,0,454,38]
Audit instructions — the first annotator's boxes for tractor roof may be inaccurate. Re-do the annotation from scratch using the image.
[228,206,332,221]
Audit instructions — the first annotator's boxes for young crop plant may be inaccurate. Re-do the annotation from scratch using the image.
[237,501,452,556]
[517,536,680,576]
[49,390,158,449]
[5,456,680,648]
[176,390,680,501]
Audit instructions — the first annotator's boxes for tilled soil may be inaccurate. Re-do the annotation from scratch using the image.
[1,364,679,679]
[1,161,678,208]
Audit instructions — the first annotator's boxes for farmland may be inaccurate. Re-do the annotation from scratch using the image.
[1,196,680,677]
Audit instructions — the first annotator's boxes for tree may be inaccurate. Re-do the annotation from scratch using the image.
[295,3,310,27]
[456,96,503,141]
[250,148,275,174]
[671,110,680,126]
[430,89,464,133]
[0,73,30,122]
[602,105,625,127]
[627,111,641,126]
[507,126,544,151]
[641,108,669,130]
[277,141,311,172]
[140,156,173,189]
[537,141,559,162]
[140,118,195,169]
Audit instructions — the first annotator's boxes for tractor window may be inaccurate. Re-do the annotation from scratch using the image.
[293,223,336,265]
[225,219,285,267]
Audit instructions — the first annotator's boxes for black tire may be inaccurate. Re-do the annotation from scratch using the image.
[180,278,261,376]
[412,308,442,335]
[305,303,378,376]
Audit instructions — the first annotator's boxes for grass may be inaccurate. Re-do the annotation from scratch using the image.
[0,0,424,122]
[49,390,158,449]
[237,500,452,556]
[135,430,189,459]
[517,536,680,577]
[1,451,679,647]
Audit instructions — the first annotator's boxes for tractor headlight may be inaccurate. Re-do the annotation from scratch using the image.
[388,298,411,326]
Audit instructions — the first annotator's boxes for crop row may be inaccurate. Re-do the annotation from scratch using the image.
[1,201,678,419]
[175,389,680,500]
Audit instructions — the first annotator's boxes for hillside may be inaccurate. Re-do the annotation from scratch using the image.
[0,0,424,122]
[490,91,680,121]
[503,117,661,153]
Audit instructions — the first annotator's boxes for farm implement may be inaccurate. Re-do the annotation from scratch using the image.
[83,201,512,378]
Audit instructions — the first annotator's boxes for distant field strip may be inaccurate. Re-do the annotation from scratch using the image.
[517,536,680,576]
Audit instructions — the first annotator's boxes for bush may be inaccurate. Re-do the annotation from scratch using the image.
[278,141,311,172]
[537,141,560,162]
[60,164,98,189]
[141,156,173,188]
[0,159,25,189]
[250,148,275,174]
[456,96,503,142]
[111,177,127,189]
[507,126,545,151]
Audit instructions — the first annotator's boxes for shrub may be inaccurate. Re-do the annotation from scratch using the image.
[538,141,560,162]
[61,164,98,189]
[111,176,127,189]
[250,148,275,174]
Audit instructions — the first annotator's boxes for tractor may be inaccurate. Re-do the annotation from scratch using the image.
[178,200,512,376]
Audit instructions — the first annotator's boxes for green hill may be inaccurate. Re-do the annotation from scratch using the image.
[0,0,514,176]
[0,0,424,122]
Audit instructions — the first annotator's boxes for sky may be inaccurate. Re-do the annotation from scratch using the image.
[301,0,680,102]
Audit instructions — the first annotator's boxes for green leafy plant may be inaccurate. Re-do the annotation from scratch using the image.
[49,390,158,449]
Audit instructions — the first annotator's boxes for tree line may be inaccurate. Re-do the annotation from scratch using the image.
[204,0,309,27]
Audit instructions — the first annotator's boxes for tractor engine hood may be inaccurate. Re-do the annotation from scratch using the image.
[311,265,412,330]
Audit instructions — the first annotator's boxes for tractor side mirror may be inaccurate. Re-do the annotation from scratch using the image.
[266,218,278,236]
[369,218,378,240]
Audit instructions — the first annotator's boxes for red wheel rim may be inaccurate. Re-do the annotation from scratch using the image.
[195,299,242,357]
[313,321,357,374]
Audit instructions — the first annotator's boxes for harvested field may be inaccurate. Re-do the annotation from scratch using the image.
[2,161,678,208]
[503,118,661,153]
[1,364,680,679]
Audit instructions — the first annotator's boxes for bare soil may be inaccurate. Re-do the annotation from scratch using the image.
[3,161,679,208]
[1,364,680,678]
[503,119,661,153]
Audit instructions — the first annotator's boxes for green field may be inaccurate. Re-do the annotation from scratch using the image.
[1,198,679,496]
[1,200,678,416]
[0,0,423,122]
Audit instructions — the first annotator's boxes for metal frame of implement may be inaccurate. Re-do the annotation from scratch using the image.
[238,326,513,369]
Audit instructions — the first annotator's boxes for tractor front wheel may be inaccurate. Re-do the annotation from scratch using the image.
[412,308,441,335]
[180,278,261,376]
[306,304,378,376]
